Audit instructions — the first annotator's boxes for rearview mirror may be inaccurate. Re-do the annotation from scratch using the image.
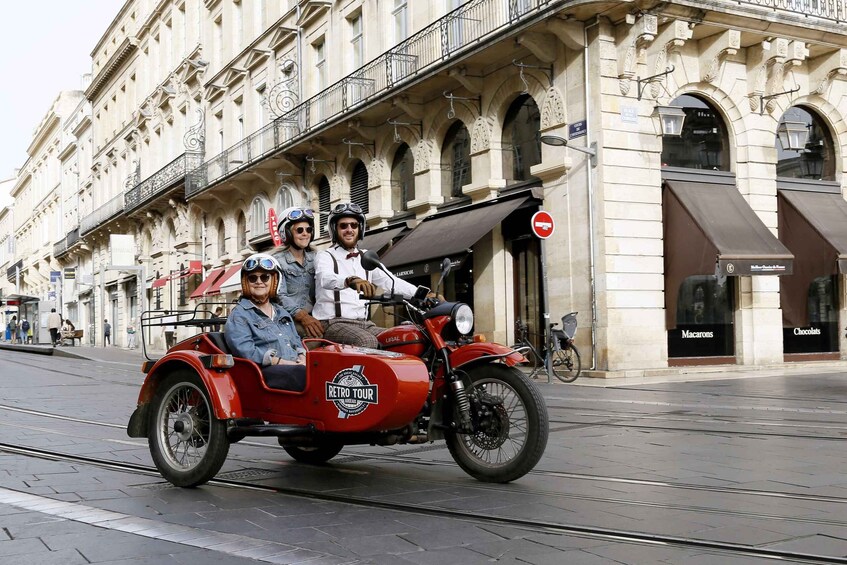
[360,250,381,271]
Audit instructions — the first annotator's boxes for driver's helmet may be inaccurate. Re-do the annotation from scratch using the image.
[276,207,315,248]
[240,253,282,298]
[328,202,366,245]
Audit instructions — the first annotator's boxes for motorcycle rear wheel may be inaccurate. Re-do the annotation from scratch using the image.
[280,442,344,464]
[148,371,230,488]
[445,364,548,483]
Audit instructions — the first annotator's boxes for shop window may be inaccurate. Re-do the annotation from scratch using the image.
[661,95,730,171]
[783,275,839,353]
[442,121,471,198]
[668,275,735,358]
[391,144,414,211]
[775,107,836,181]
[502,94,541,183]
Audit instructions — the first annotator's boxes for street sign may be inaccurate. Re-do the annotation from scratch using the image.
[268,208,282,246]
[531,211,555,239]
[50,271,61,283]
[568,120,587,139]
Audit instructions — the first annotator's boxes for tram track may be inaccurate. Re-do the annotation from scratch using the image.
[0,441,844,564]
[2,401,847,508]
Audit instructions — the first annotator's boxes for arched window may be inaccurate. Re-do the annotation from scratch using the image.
[318,176,330,237]
[216,219,226,257]
[776,106,836,181]
[276,185,295,212]
[442,121,471,198]
[250,197,267,238]
[502,94,541,183]
[391,143,414,211]
[351,161,369,214]
[661,95,730,171]
[236,212,247,250]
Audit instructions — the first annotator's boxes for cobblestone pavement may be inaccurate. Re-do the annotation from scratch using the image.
[0,343,846,564]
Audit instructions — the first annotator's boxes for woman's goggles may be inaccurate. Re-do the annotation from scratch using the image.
[243,256,277,272]
[286,208,314,221]
[332,202,363,214]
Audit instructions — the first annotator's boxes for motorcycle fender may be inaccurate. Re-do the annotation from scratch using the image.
[133,352,243,425]
[450,343,524,370]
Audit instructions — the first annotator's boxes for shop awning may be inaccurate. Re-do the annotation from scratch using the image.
[208,264,242,295]
[189,267,226,299]
[663,180,794,327]
[1,294,39,305]
[381,197,528,271]
[151,260,202,288]
[361,225,409,256]
[778,189,847,327]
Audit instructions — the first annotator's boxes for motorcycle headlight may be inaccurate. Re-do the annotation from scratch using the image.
[453,304,474,335]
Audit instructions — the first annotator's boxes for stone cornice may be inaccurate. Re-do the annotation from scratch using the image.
[85,37,138,102]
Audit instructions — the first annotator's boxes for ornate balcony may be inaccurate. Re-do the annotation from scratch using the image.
[80,193,125,236]
[52,238,68,258]
[125,152,204,214]
[6,259,22,284]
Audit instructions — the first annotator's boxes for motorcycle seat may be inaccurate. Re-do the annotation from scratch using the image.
[207,332,231,355]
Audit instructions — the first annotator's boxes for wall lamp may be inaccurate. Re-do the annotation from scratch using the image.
[539,135,597,168]
[653,106,686,137]
[776,120,809,151]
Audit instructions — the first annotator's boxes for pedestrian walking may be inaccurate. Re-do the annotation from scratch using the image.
[47,308,62,346]
[127,323,137,349]
[162,311,177,349]
[104,319,112,346]
[210,307,225,332]
[9,316,18,343]
[21,319,31,344]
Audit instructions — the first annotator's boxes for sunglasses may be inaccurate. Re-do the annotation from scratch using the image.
[333,202,363,214]
[286,208,315,221]
[246,273,272,284]
[243,256,276,272]
[293,226,314,234]
[338,222,359,230]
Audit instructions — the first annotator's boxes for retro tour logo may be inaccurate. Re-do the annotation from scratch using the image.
[326,365,379,418]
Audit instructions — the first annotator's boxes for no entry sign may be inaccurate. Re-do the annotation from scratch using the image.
[268,208,282,246]
[531,211,555,239]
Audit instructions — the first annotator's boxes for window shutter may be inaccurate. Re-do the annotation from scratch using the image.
[351,162,369,214]
[318,177,331,237]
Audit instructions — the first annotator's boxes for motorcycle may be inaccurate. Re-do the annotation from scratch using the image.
[127,252,549,487]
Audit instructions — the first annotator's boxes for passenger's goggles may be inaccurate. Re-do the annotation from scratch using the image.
[243,257,276,272]
[332,202,363,214]
[286,208,314,221]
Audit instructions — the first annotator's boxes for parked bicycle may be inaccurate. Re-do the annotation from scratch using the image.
[513,313,581,383]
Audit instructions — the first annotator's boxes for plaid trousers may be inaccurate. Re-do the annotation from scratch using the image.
[321,318,385,348]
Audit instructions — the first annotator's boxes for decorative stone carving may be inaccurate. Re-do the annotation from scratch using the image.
[649,21,692,99]
[367,159,384,189]
[262,59,300,119]
[470,116,492,154]
[747,38,790,113]
[540,87,566,129]
[183,107,205,154]
[700,30,740,83]
[412,140,433,173]
[330,174,344,201]
[810,48,847,96]
[617,14,658,96]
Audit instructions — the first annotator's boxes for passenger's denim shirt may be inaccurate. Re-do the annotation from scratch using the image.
[273,249,316,316]
[224,297,305,366]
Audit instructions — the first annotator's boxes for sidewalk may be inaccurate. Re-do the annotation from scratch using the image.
[0,341,161,365]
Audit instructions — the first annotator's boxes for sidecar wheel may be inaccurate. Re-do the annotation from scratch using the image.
[446,364,548,483]
[280,442,344,464]
[148,371,229,487]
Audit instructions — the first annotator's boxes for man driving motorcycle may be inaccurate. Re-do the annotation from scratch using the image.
[272,207,323,338]
[313,202,425,348]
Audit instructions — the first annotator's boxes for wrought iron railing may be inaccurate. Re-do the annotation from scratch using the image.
[740,0,845,20]
[186,0,844,196]
[80,193,125,235]
[6,259,22,283]
[67,227,80,247]
[186,0,555,195]
[125,152,204,213]
[53,238,68,258]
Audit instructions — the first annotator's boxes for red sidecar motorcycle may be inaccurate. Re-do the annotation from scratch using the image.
[127,253,548,487]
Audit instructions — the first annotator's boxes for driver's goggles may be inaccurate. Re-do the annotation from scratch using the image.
[243,257,276,272]
[286,208,314,221]
[332,202,362,214]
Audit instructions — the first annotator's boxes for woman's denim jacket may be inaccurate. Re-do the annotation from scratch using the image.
[273,249,316,316]
[224,297,305,366]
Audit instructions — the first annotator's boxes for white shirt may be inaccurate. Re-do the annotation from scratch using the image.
[313,245,418,321]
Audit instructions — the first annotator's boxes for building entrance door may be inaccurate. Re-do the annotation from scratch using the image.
[512,235,542,350]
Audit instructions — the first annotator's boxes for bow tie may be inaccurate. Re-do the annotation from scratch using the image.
[346,251,360,259]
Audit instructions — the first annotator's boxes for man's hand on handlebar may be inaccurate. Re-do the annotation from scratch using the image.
[346,276,378,298]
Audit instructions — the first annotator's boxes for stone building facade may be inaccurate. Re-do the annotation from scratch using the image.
[8,0,847,372]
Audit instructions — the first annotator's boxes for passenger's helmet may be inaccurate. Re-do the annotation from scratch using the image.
[276,207,315,248]
[240,253,282,298]
[328,202,366,245]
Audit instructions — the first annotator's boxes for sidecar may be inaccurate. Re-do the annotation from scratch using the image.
[127,309,430,487]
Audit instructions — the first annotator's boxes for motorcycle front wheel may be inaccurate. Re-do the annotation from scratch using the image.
[148,371,230,487]
[445,364,548,483]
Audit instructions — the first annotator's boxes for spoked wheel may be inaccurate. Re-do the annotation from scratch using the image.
[512,346,540,379]
[445,364,548,483]
[148,371,229,487]
[280,442,344,464]
[550,345,582,383]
